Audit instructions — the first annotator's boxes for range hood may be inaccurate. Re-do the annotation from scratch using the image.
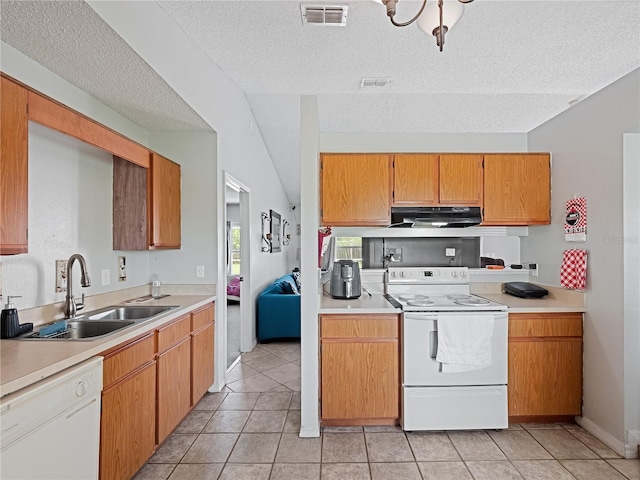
[390,206,482,228]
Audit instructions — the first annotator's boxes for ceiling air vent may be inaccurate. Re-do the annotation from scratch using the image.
[360,78,391,88]
[301,4,348,26]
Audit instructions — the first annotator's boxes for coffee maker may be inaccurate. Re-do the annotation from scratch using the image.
[330,260,362,299]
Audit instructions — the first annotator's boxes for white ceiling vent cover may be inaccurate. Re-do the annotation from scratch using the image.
[301,4,348,26]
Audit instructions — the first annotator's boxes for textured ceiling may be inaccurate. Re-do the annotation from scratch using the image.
[2,1,639,204]
[0,0,210,133]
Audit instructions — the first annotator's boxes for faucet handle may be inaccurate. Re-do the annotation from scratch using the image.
[76,293,86,312]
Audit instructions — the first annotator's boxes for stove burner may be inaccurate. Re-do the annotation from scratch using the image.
[407,299,435,307]
[454,297,490,306]
[399,294,430,302]
[446,294,472,300]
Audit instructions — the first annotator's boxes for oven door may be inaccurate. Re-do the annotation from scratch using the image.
[402,312,508,386]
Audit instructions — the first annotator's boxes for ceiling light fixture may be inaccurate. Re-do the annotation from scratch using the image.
[376,0,474,51]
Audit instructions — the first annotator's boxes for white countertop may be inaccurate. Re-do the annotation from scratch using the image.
[319,292,399,314]
[0,295,215,398]
[477,292,586,313]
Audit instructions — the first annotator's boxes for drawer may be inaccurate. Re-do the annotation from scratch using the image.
[191,304,215,332]
[321,314,399,339]
[508,313,583,337]
[102,333,155,387]
[157,315,191,352]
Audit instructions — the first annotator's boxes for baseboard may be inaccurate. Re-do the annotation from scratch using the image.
[627,430,640,459]
[299,425,320,438]
[576,416,638,458]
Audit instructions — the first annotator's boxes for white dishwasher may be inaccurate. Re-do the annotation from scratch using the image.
[1,357,103,480]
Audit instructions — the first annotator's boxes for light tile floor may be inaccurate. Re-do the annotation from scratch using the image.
[135,341,640,480]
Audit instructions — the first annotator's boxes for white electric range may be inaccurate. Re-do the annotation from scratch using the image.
[385,266,508,431]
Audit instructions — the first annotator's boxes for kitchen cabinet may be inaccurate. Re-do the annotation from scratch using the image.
[156,315,191,444]
[320,314,400,425]
[483,153,551,225]
[508,312,583,421]
[112,152,182,250]
[393,154,483,206]
[150,152,181,248]
[1,76,29,255]
[100,333,156,480]
[320,153,392,226]
[190,304,215,405]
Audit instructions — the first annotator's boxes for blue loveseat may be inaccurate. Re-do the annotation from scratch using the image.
[257,273,301,342]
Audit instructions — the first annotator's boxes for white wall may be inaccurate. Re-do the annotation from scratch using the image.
[524,68,640,455]
[1,117,150,311]
[148,132,217,286]
[87,2,296,354]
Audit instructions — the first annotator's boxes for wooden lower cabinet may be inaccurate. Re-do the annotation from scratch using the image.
[320,314,400,424]
[191,322,215,405]
[156,336,191,444]
[99,334,156,480]
[508,312,583,421]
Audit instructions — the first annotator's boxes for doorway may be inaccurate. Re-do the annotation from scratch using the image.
[224,175,251,370]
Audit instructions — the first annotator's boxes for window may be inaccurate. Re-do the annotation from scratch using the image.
[227,223,241,275]
[335,237,362,267]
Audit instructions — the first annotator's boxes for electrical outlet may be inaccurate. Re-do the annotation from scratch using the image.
[55,260,67,293]
[118,256,126,282]
[101,269,110,286]
[196,265,205,278]
[445,248,456,257]
[385,248,403,263]
[530,263,539,277]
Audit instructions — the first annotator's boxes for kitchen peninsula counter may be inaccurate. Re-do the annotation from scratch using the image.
[319,293,399,314]
[472,283,586,313]
[0,291,215,398]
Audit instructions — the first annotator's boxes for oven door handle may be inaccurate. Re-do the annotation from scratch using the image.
[403,313,438,321]
[429,331,438,359]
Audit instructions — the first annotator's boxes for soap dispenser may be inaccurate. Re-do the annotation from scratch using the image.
[1,296,33,339]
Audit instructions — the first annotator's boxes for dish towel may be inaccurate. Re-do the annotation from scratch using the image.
[560,249,588,290]
[436,314,494,373]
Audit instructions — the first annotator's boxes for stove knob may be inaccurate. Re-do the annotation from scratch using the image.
[451,271,458,277]
[461,271,467,277]
[400,272,406,278]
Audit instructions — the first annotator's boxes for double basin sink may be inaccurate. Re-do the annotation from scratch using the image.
[19,305,179,341]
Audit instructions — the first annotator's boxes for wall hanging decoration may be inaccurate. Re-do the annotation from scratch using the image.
[564,196,587,242]
[261,212,271,252]
[560,249,588,290]
[270,210,282,253]
[282,219,291,246]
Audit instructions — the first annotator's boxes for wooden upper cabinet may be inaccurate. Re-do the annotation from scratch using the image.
[393,154,439,205]
[321,154,392,226]
[393,154,483,207]
[150,153,181,248]
[483,153,551,225]
[439,154,483,205]
[1,77,29,255]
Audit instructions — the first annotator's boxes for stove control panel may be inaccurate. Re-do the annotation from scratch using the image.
[387,267,469,284]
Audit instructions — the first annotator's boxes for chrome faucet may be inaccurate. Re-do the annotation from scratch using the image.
[63,254,91,318]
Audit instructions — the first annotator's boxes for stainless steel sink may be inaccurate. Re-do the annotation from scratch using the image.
[14,304,179,341]
[86,305,177,321]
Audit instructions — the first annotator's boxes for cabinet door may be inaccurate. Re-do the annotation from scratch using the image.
[483,154,550,225]
[508,339,582,416]
[321,154,391,226]
[157,338,191,443]
[112,156,148,250]
[393,154,439,205]
[191,322,215,406]
[439,154,483,206]
[100,362,156,480]
[1,77,29,255]
[150,152,181,248]
[321,340,399,420]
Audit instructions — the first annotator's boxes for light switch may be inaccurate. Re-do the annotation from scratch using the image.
[196,265,205,278]
[101,269,110,286]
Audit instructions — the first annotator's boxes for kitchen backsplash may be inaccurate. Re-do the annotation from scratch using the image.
[362,237,481,269]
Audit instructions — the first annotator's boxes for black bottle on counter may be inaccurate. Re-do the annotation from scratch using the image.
[1,296,33,339]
